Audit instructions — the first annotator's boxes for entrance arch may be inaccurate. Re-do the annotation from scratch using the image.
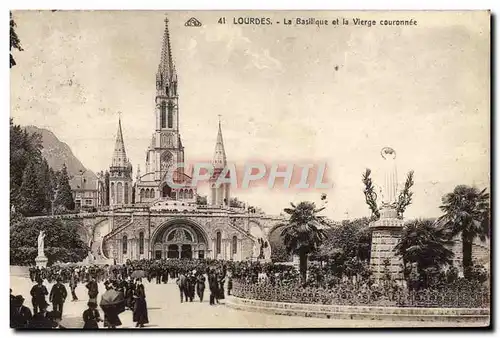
[151,219,209,259]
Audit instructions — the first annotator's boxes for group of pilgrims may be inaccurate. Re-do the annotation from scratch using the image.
[10,259,234,329]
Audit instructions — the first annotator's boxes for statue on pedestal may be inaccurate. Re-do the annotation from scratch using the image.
[37,230,46,257]
[35,230,48,268]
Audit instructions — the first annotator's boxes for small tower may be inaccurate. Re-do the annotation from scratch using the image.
[109,116,133,206]
[210,118,230,206]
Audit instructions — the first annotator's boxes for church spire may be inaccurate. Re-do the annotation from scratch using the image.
[212,117,227,170]
[111,115,129,168]
[157,17,176,87]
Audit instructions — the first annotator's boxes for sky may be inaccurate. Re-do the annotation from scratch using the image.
[10,10,490,220]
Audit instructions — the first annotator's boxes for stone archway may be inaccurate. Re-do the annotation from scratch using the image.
[151,219,209,260]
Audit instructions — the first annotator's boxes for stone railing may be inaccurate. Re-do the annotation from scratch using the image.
[232,280,490,309]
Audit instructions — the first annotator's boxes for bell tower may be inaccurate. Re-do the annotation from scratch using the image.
[146,17,185,184]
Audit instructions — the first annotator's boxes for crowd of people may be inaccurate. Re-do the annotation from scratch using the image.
[11,258,244,329]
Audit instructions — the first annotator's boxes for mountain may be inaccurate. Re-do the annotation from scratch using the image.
[24,126,98,190]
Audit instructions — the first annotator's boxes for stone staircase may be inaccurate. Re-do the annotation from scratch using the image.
[100,216,132,259]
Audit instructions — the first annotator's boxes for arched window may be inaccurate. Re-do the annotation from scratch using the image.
[122,235,128,254]
[188,189,193,199]
[124,183,129,204]
[139,232,144,255]
[161,101,167,129]
[110,182,115,202]
[140,189,144,200]
[216,231,222,255]
[167,101,174,128]
[232,236,238,255]
[145,189,150,199]
[116,182,123,204]
[179,190,184,199]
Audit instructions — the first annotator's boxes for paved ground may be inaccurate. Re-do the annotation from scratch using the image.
[10,276,488,329]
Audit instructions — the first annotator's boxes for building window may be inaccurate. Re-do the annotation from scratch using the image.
[117,182,123,204]
[161,101,167,128]
[122,235,128,254]
[216,231,221,255]
[85,199,92,205]
[124,183,129,204]
[110,182,115,202]
[232,236,238,255]
[139,232,144,255]
[140,189,144,200]
[168,101,174,128]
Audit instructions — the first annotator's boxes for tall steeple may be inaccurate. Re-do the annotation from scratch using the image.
[111,115,129,168]
[212,117,227,170]
[156,17,178,96]
[109,114,133,207]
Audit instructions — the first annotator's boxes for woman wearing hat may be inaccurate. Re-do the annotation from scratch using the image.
[82,301,101,329]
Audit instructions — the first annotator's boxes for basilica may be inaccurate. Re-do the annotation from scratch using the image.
[87,18,281,264]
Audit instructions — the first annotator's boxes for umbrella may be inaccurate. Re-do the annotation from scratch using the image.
[100,289,125,311]
[130,270,146,279]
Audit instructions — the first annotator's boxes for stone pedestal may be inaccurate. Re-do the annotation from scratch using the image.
[369,206,403,281]
[35,255,48,268]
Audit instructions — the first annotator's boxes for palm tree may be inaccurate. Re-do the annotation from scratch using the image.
[394,219,454,282]
[280,201,327,285]
[438,185,490,271]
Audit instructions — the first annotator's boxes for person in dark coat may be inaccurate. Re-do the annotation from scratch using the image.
[227,275,233,296]
[217,270,225,300]
[162,268,169,284]
[49,277,67,316]
[196,273,206,302]
[27,301,53,329]
[187,272,196,302]
[83,301,101,329]
[133,283,149,328]
[176,272,188,303]
[125,279,136,310]
[69,272,78,301]
[10,295,33,329]
[208,271,219,305]
[30,278,48,314]
[86,277,99,303]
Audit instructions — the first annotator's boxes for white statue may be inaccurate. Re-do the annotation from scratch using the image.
[381,147,398,206]
[37,230,46,257]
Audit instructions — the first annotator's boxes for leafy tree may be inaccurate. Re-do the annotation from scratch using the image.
[229,197,244,208]
[315,218,371,263]
[18,160,46,215]
[438,185,490,271]
[54,163,75,211]
[362,169,379,219]
[268,225,291,262]
[10,216,89,265]
[196,194,208,205]
[394,219,454,284]
[279,201,327,285]
[10,12,23,68]
[396,171,414,218]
